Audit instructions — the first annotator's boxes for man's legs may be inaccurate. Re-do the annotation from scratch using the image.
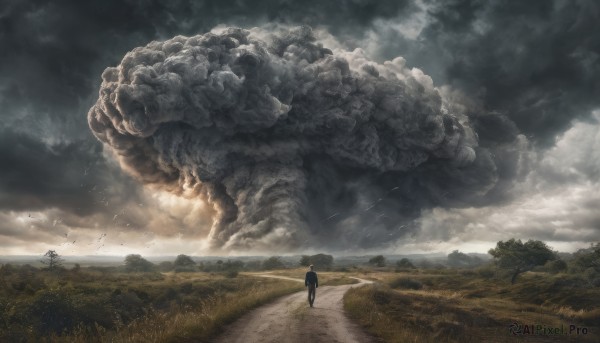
[308,284,316,307]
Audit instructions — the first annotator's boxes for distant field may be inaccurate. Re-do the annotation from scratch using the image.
[344,269,600,342]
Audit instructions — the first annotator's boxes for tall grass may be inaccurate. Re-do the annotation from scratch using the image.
[0,266,303,343]
[75,279,302,343]
[344,271,600,343]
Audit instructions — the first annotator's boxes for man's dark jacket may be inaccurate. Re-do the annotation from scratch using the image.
[305,271,318,287]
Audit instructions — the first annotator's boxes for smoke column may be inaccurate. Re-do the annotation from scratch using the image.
[88,26,506,252]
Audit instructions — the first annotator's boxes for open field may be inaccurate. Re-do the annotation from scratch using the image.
[2,261,599,342]
[344,269,600,342]
[0,266,303,342]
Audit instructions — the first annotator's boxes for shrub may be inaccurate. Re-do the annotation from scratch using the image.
[124,254,156,272]
[584,267,599,280]
[262,257,285,270]
[477,266,496,278]
[74,299,116,329]
[396,258,416,269]
[389,278,423,290]
[369,255,386,267]
[27,290,77,335]
[547,259,568,274]
[225,270,238,278]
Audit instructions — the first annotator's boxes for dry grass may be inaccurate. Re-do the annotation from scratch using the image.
[322,276,360,286]
[106,278,301,343]
[0,268,303,343]
[344,270,600,343]
[256,268,360,285]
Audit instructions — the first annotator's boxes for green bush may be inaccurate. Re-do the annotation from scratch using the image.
[74,298,116,329]
[546,259,568,274]
[27,290,77,335]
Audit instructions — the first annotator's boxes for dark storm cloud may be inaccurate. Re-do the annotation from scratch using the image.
[0,0,420,214]
[0,129,141,216]
[2,0,598,252]
[87,26,520,251]
[3,0,597,147]
[0,0,417,121]
[378,0,600,147]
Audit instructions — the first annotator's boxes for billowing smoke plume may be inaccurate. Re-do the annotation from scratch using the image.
[88,26,519,252]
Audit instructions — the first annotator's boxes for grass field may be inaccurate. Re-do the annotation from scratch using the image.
[2,263,598,342]
[257,268,360,286]
[344,269,600,342]
[0,266,303,342]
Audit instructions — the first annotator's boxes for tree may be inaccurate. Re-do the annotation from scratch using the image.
[447,250,481,268]
[41,250,64,271]
[174,254,196,267]
[299,255,311,267]
[396,258,416,269]
[369,255,386,267]
[310,254,334,269]
[488,239,556,284]
[572,243,600,273]
[299,254,334,269]
[262,256,285,270]
[223,259,244,271]
[173,254,196,272]
[546,259,567,274]
[124,254,155,272]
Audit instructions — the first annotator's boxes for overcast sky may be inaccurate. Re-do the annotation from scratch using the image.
[1,0,599,256]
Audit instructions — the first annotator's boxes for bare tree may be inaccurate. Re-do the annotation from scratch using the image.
[41,250,64,271]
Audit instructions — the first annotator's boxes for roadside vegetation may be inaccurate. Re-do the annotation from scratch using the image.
[0,255,303,342]
[0,252,345,342]
[344,240,600,343]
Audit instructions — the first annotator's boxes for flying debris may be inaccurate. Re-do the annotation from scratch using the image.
[364,204,376,212]
[324,213,340,221]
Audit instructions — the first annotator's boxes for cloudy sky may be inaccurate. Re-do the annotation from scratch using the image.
[1,0,599,256]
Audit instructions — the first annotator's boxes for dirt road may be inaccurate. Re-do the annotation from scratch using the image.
[213,276,375,343]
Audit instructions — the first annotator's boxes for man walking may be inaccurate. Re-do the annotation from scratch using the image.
[305,264,318,307]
